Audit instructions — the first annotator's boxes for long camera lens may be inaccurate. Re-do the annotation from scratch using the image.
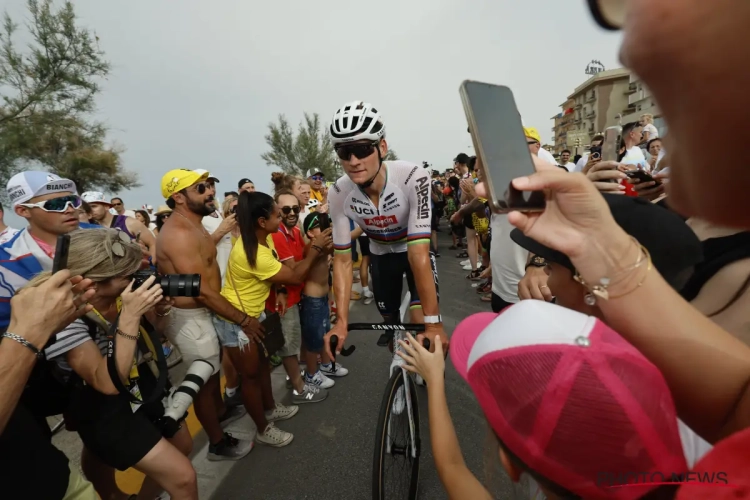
[159,274,201,297]
[131,270,201,297]
[159,359,214,438]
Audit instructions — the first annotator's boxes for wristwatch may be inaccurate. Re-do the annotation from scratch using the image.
[525,255,547,269]
[424,315,442,324]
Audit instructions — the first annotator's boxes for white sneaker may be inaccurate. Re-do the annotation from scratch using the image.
[256,423,293,447]
[463,264,474,271]
[363,289,374,305]
[265,403,299,422]
[305,370,335,389]
[320,362,349,377]
[460,259,470,266]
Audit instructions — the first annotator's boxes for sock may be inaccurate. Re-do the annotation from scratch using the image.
[321,362,332,369]
[225,386,238,397]
[362,286,370,294]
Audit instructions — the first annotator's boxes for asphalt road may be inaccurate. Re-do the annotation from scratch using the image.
[212,229,517,500]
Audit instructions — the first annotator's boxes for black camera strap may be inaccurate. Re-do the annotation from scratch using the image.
[106,313,169,406]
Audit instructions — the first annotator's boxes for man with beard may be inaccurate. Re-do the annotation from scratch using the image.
[157,169,258,461]
[81,191,156,261]
[267,190,331,402]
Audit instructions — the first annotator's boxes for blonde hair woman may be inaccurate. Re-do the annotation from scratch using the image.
[640,113,659,143]
[27,228,197,500]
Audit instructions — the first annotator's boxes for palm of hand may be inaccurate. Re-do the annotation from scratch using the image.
[515,184,609,257]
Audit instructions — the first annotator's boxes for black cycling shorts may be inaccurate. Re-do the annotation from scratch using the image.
[69,365,176,471]
[370,251,439,321]
[463,213,474,230]
[357,235,370,258]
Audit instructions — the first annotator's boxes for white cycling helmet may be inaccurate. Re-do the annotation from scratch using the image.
[330,101,386,146]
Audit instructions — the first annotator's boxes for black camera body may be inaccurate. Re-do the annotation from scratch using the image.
[590,145,602,160]
[131,269,201,297]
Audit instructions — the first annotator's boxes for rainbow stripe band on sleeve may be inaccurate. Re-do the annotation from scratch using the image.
[407,233,431,246]
[334,243,351,254]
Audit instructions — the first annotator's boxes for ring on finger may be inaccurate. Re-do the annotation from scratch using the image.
[540,285,549,289]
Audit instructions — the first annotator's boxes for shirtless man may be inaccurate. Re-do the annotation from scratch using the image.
[300,212,348,387]
[82,191,156,261]
[156,169,259,461]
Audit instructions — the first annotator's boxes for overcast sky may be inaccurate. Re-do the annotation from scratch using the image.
[4,0,622,224]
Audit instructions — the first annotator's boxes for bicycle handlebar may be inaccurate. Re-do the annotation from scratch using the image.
[346,323,426,333]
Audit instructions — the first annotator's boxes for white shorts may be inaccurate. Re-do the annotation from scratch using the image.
[164,307,221,375]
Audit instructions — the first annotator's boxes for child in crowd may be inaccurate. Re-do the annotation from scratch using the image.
[300,212,348,388]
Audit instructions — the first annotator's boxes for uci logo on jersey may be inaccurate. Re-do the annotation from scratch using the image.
[351,205,376,216]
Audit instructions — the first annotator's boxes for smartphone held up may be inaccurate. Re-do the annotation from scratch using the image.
[459,81,544,213]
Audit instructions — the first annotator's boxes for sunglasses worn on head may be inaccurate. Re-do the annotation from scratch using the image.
[281,206,301,215]
[335,141,378,161]
[20,194,82,213]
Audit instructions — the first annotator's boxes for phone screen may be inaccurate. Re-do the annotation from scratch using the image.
[602,126,622,162]
[52,234,71,273]
[460,81,544,213]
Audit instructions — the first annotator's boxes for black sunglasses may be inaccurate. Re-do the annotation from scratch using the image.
[192,183,209,195]
[335,141,378,161]
[281,206,301,215]
[586,0,624,31]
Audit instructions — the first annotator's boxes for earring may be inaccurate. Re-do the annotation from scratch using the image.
[584,292,596,306]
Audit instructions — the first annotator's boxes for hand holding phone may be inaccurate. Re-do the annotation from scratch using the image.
[626,169,662,186]
[52,234,71,273]
[460,81,544,213]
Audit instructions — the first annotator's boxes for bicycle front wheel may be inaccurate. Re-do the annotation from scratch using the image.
[372,369,420,500]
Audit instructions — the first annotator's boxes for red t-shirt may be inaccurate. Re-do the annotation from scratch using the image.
[266,224,305,308]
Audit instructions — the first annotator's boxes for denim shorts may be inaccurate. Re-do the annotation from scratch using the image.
[212,312,266,349]
[299,294,330,352]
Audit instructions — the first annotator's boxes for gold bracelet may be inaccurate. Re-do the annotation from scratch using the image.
[116,329,140,341]
[574,240,652,302]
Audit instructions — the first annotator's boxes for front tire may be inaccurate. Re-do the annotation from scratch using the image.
[372,369,420,500]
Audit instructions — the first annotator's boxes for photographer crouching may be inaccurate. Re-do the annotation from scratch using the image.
[25,228,198,500]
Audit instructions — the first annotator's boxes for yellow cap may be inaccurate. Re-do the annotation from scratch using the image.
[523,127,541,143]
[161,169,209,198]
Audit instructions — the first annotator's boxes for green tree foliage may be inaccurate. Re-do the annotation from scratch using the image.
[383,149,398,161]
[0,0,138,197]
[262,112,341,179]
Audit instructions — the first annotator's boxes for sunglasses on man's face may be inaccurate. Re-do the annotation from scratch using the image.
[335,141,378,161]
[310,175,324,181]
[20,194,82,213]
[192,183,209,195]
[280,206,301,215]
[527,141,540,145]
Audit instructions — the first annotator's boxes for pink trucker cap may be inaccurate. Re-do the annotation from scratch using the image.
[450,301,689,499]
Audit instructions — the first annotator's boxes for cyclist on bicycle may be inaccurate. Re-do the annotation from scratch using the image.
[323,101,448,357]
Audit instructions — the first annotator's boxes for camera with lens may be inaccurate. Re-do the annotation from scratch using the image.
[157,359,214,438]
[590,145,602,160]
[131,269,201,297]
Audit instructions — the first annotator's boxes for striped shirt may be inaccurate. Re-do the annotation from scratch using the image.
[44,319,107,381]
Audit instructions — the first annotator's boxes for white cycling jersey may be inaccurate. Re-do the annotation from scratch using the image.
[329,161,432,256]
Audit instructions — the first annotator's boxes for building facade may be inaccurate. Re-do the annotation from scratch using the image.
[623,74,667,136]
[551,68,631,154]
